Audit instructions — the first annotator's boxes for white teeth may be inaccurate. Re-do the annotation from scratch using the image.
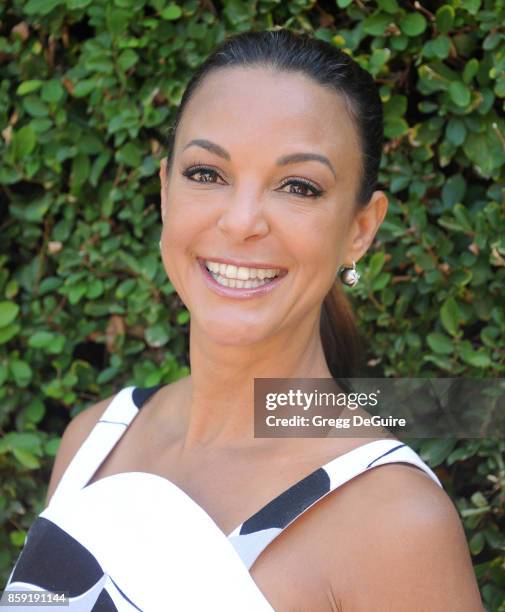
[207,269,276,289]
[204,259,281,281]
[237,266,249,280]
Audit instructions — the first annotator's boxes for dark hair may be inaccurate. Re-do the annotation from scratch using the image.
[165,29,384,380]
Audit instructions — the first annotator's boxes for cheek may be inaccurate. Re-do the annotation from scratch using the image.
[163,196,207,253]
[160,200,197,287]
[280,207,343,271]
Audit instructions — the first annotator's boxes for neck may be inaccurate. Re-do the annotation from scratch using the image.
[178,310,333,453]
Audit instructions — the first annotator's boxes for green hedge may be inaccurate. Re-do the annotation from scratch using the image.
[0,0,504,607]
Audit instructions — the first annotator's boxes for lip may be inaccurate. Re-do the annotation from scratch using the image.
[197,258,288,299]
[198,256,288,271]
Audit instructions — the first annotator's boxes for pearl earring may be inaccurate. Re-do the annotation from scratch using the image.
[338,261,360,287]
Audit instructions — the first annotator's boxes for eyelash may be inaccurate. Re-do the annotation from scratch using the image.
[181,163,324,199]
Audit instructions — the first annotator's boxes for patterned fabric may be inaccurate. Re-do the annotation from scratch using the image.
[2,385,442,611]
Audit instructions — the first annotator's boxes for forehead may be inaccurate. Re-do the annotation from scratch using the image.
[176,66,361,166]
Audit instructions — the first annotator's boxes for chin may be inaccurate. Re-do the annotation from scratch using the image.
[194,319,271,346]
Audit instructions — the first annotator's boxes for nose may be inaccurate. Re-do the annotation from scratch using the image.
[217,182,270,241]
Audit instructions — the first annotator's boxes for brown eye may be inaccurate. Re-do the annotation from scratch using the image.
[279,178,323,198]
[182,165,224,184]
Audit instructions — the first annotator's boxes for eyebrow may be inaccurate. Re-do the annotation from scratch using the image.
[182,138,336,179]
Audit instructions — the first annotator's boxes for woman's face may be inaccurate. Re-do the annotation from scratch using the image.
[160,66,385,345]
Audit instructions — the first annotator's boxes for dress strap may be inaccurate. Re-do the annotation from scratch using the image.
[48,386,162,507]
[227,439,442,570]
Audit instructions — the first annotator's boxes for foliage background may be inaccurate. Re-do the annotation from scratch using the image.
[0,0,504,607]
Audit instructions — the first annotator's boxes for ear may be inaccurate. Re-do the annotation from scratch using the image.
[344,190,388,263]
[159,157,169,224]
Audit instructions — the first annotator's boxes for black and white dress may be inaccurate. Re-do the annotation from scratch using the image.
[3,385,442,611]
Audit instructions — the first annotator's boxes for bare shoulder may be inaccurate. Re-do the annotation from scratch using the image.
[44,393,116,507]
[323,463,484,611]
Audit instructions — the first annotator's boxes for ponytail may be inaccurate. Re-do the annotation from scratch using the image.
[320,283,363,388]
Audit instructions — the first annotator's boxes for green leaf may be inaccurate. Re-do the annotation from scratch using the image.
[372,272,391,291]
[73,79,96,97]
[41,79,65,103]
[452,204,473,232]
[22,399,45,424]
[460,0,481,15]
[177,309,190,325]
[42,379,64,399]
[39,277,63,294]
[71,154,90,188]
[420,438,457,467]
[440,297,461,336]
[106,7,130,36]
[116,142,142,167]
[471,492,488,508]
[139,254,158,281]
[67,0,93,8]
[86,278,104,299]
[44,438,61,456]
[435,5,454,34]
[10,530,28,547]
[384,95,407,118]
[459,343,492,368]
[28,330,56,349]
[369,48,391,75]
[22,95,49,117]
[449,81,471,107]
[469,532,485,555]
[160,3,182,19]
[427,332,454,354]
[11,125,37,159]
[90,151,111,187]
[97,366,120,384]
[12,448,40,469]
[462,58,479,84]
[118,49,139,72]
[423,36,451,60]
[6,432,41,451]
[368,252,386,279]
[24,0,63,15]
[446,118,467,146]
[384,117,409,138]
[378,0,398,14]
[16,80,43,96]
[362,12,389,37]
[400,12,427,37]
[464,131,503,177]
[10,360,33,387]
[115,279,136,299]
[67,283,87,305]
[145,323,170,347]
[12,195,51,222]
[0,301,20,327]
[0,323,21,344]
[483,32,501,51]
[442,174,466,207]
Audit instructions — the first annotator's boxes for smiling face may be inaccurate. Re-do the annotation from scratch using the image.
[160,66,384,345]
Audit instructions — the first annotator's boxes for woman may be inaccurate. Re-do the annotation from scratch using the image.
[3,29,483,611]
